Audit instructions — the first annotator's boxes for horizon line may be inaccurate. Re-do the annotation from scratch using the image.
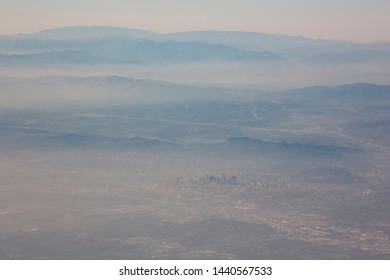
[2,25,388,45]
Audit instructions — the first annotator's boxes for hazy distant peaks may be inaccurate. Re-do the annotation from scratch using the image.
[29,25,163,40]
[0,27,286,63]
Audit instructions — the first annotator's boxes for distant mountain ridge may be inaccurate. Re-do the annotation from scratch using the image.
[2,25,389,63]
[0,26,286,63]
[26,25,164,40]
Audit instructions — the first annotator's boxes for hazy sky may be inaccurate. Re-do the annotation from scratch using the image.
[1,0,389,42]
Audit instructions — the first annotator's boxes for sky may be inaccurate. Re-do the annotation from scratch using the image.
[1,0,390,42]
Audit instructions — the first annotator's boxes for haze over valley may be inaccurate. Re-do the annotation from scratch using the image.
[0,26,390,259]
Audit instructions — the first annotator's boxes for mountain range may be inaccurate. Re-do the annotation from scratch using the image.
[1,25,389,65]
[0,26,284,64]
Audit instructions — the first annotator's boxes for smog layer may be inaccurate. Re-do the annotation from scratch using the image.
[1,26,390,259]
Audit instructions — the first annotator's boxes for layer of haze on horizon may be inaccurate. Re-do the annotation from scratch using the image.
[1,0,390,43]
